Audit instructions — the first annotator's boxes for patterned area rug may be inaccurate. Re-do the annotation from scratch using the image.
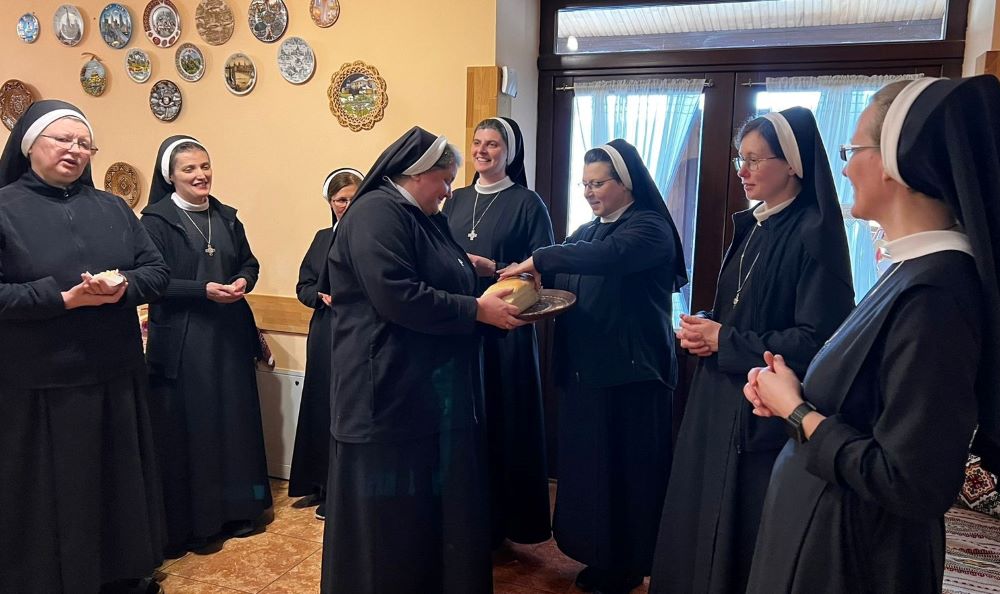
[945,507,1000,593]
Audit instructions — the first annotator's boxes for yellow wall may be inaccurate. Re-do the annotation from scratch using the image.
[1,0,498,370]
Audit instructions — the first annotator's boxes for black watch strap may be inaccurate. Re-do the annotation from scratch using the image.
[786,401,817,444]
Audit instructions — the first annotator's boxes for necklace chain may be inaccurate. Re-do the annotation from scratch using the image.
[180,206,215,256]
[467,189,503,241]
[733,224,762,306]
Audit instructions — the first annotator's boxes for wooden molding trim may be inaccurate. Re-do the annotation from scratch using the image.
[978,51,1000,78]
[246,294,312,335]
[465,66,505,186]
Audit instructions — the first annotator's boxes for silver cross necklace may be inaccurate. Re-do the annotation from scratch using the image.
[180,207,216,256]
[733,224,761,306]
[467,190,504,241]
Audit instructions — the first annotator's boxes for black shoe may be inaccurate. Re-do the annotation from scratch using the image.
[575,566,603,592]
[314,502,326,520]
[99,576,163,594]
[226,520,256,538]
[594,572,643,594]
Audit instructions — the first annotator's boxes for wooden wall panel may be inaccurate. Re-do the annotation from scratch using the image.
[246,294,312,335]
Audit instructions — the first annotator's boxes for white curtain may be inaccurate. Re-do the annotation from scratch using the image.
[573,77,705,317]
[766,74,921,298]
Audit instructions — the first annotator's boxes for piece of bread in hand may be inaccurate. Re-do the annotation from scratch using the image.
[482,274,539,314]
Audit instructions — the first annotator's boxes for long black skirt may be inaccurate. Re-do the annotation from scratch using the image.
[482,325,551,545]
[554,379,673,575]
[321,428,492,594]
[288,307,332,498]
[0,367,165,594]
[149,308,272,549]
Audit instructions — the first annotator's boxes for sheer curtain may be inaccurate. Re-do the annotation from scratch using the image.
[572,77,705,317]
[765,74,921,298]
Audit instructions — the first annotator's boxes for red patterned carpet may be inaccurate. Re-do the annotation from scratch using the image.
[944,507,1000,594]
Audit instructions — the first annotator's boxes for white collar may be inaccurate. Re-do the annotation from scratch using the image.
[389,180,421,210]
[600,200,634,224]
[753,195,798,225]
[474,176,514,194]
[171,192,209,212]
[883,229,973,262]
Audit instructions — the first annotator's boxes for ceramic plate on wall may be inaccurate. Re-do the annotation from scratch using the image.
[0,80,35,131]
[143,0,181,48]
[247,0,287,43]
[99,3,132,49]
[327,61,388,132]
[277,37,315,84]
[224,52,257,95]
[126,48,152,83]
[104,162,142,208]
[81,58,108,97]
[195,0,235,46]
[149,79,182,121]
[309,0,340,28]
[175,43,206,82]
[53,5,84,47]
[17,13,40,43]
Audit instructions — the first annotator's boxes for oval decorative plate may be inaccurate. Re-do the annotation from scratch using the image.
[99,3,132,49]
[327,61,389,132]
[53,5,85,47]
[17,13,40,43]
[195,0,235,46]
[175,43,206,82]
[0,80,35,131]
[104,162,142,208]
[224,52,256,95]
[125,48,152,83]
[277,37,315,84]
[247,0,288,43]
[81,58,108,97]
[149,79,182,121]
[309,0,340,28]
[143,0,181,48]
[516,289,577,322]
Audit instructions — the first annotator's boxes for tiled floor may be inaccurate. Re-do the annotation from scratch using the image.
[155,479,650,594]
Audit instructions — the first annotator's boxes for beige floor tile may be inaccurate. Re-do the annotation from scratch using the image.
[266,501,325,544]
[258,549,323,594]
[269,479,295,510]
[157,573,247,593]
[164,531,320,593]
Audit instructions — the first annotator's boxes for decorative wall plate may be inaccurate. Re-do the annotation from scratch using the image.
[81,58,108,97]
[224,52,257,95]
[175,43,206,82]
[327,61,388,132]
[309,0,340,28]
[143,0,181,48]
[99,3,132,49]
[53,5,84,47]
[247,0,288,43]
[149,79,182,121]
[0,80,35,131]
[195,0,235,46]
[104,162,142,208]
[17,13,40,43]
[126,48,152,83]
[277,37,315,84]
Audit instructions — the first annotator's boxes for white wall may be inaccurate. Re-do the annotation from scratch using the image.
[496,0,541,189]
[963,0,1000,75]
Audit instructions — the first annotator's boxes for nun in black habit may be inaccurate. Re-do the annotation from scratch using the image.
[744,75,1000,594]
[288,167,362,517]
[501,139,687,593]
[649,107,854,594]
[140,136,272,553]
[0,101,169,594]
[442,117,555,546]
[321,126,524,594]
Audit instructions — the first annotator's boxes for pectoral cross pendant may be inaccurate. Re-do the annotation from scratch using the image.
[467,229,478,241]
[733,294,740,306]
[205,244,216,256]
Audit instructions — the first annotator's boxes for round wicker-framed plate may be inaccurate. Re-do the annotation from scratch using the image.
[0,80,35,131]
[195,0,235,46]
[327,61,388,132]
[104,162,142,208]
[149,79,182,121]
[516,289,577,322]
[143,0,181,48]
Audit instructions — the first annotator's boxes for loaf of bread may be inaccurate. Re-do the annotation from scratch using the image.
[483,274,539,313]
[92,269,125,286]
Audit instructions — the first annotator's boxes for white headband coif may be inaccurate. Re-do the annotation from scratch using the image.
[21,109,95,156]
[598,144,632,190]
[488,117,517,166]
[762,112,803,178]
[402,135,449,175]
[880,77,939,188]
[160,137,206,181]
[322,167,364,199]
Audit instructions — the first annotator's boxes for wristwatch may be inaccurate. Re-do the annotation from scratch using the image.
[786,401,817,444]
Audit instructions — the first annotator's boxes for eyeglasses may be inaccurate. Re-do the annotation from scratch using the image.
[839,144,880,162]
[578,178,615,191]
[732,156,779,172]
[38,134,98,154]
[331,198,352,206]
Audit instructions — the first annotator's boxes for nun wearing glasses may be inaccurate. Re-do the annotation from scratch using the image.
[288,167,363,519]
[501,139,687,594]
[649,107,853,594]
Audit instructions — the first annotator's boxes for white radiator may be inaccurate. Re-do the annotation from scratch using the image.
[256,368,304,480]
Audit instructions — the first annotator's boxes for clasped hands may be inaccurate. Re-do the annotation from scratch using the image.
[62,272,128,309]
[743,351,805,420]
[676,313,721,356]
[206,277,247,304]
